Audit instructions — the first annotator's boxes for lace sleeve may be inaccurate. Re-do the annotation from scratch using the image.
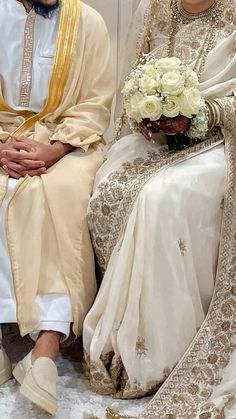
[214,91,236,128]
[206,91,236,130]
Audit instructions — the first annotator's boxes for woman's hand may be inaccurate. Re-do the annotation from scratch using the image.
[141,115,191,140]
[158,115,191,134]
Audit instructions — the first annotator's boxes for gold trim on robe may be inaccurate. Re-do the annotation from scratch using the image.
[0,0,81,136]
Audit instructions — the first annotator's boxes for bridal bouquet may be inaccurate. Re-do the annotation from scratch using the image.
[122,56,209,150]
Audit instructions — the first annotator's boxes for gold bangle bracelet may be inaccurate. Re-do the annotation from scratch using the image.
[205,100,215,130]
[212,99,223,126]
[206,100,222,128]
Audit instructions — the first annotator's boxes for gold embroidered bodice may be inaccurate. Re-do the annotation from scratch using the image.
[148,0,236,79]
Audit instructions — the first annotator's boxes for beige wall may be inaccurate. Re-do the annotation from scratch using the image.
[84,0,140,84]
[84,0,118,84]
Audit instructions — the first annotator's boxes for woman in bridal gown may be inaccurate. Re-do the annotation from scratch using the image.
[84,0,236,416]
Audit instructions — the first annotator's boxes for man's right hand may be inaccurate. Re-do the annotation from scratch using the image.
[0,141,46,179]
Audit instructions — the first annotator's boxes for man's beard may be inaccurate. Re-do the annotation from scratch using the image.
[25,0,60,18]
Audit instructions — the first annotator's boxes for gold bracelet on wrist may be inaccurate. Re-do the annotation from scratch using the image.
[205,100,215,130]
[213,99,224,126]
[205,100,222,129]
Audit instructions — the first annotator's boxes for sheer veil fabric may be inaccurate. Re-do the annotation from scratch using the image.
[84,1,236,417]
[114,0,150,138]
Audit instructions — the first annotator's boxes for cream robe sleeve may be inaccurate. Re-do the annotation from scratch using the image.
[50,8,115,150]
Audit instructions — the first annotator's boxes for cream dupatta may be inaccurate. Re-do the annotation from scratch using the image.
[87,0,236,416]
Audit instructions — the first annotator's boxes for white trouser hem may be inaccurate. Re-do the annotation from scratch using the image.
[29,321,71,343]
[0,179,73,336]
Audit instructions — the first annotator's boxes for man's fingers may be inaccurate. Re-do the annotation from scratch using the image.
[2,163,46,178]
[15,136,32,143]
[20,159,45,169]
[3,165,22,179]
[1,150,36,160]
[15,136,37,147]
[2,159,27,174]
[141,126,152,141]
[2,158,45,171]
[27,167,47,177]
[13,142,33,152]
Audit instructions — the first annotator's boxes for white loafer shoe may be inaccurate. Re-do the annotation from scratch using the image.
[0,346,12,386]
[20,357,58,415]
[12,350,32,385]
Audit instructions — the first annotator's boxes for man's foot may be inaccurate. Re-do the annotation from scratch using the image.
[13,350,58,415]
[0,346,12,385]
[12,350,32,385]
[13,331,60,415]
[20,357,58,415]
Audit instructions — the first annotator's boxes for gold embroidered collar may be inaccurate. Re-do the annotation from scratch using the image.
[0,0,81,137]
[172,0,222,24]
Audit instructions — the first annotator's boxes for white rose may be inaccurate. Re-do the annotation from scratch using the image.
[155,57,181,74]
[139,74,160,95]
[126,92,144,123]
[184,67,199,88]
[142,64,158,79]
[139,96,162,121]
[162,97,180,118]
[161,71,185,96]
[179,87,204,118]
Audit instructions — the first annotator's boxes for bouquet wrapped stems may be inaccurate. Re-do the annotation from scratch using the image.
[166,133,191,151]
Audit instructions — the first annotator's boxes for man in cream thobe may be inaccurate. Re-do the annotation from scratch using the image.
[0,0,114,414]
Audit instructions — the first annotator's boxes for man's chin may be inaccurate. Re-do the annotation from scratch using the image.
[26,0,60,18]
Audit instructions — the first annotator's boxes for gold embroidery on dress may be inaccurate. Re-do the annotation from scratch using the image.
[220,198,224,210]
[18,10,36,108]
[89,131,222,275]
[178,239,187,256]
[149,0,235,73]
[136,337,148,357]
[85,354,164,399]
[228,37,236,59]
